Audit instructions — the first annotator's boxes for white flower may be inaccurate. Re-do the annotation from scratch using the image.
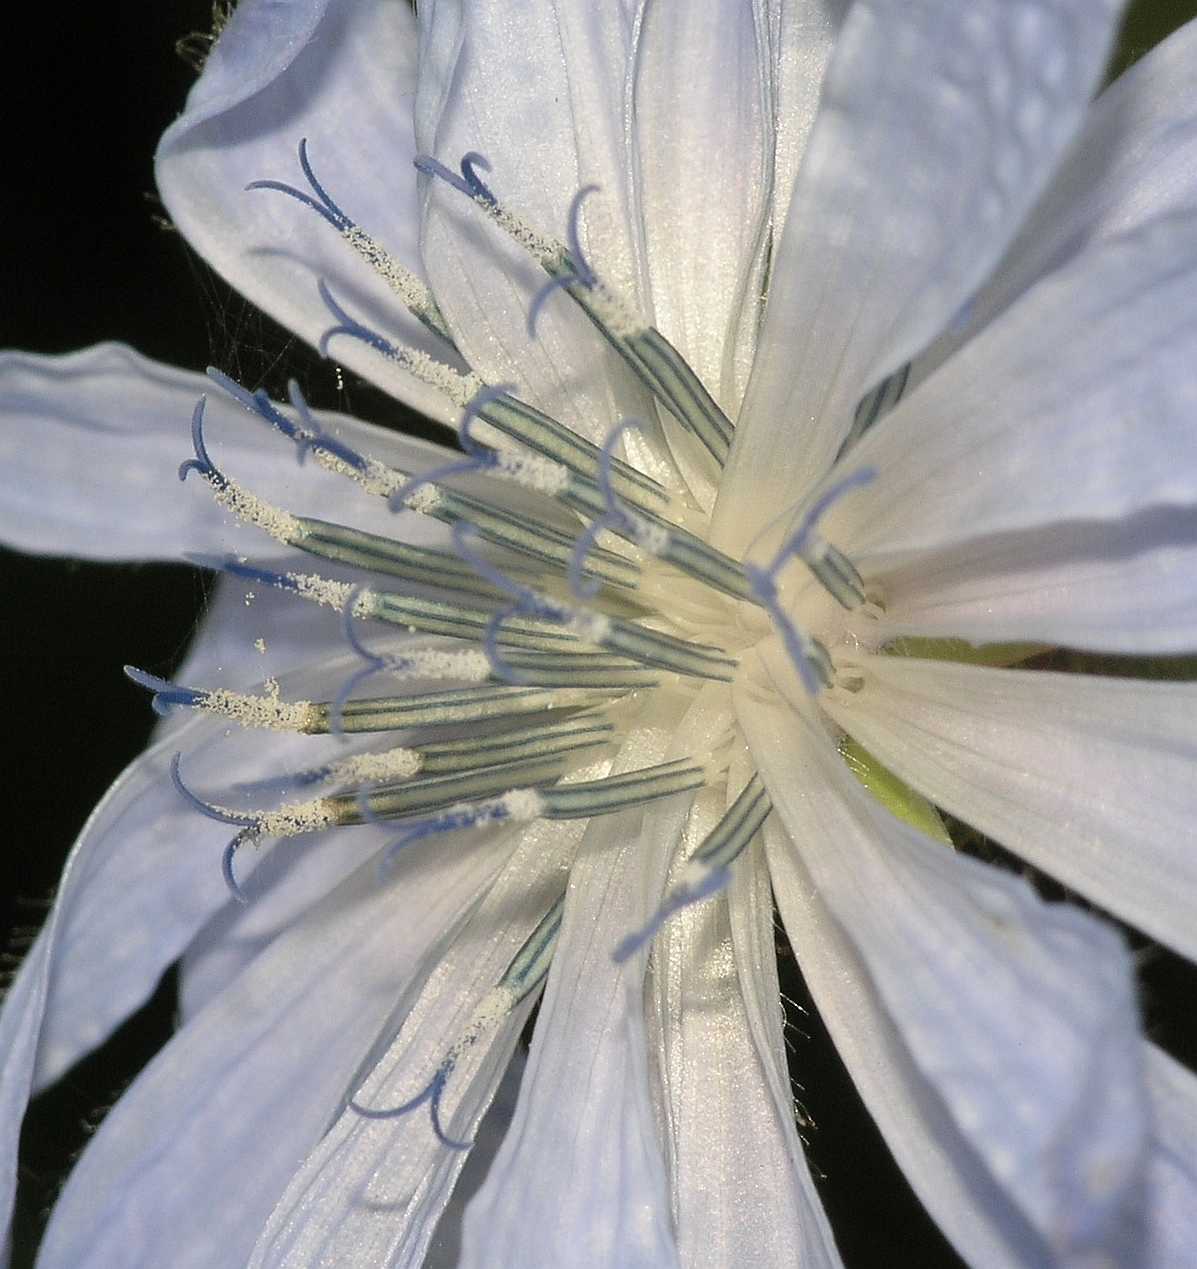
[4,1,1197,1266]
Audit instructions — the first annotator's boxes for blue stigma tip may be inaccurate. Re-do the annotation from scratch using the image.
[333,588,416,723]
[526,274,576,339]
[340,586,381,665]
[567,520,609,600]
[331,664,382,740]
[178,396,220,484]
[450,525,561,626]
[210,365,365,472]
[350,1061,474,1151]
[124,665,204,715]
[186,553,300,595]
[483,605,530,684]
[316,281,396,364]
[221,831,252,904]
[170,753,258,828]
[285,379,367,470]
[564,184,599,285]
[206,367,282,429]
[773,466,877,569]
[244,138,352,233]
[414,151,496,208]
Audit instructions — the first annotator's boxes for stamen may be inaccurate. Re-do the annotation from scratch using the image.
[416,152,734,464]
[348,896,564,1149]
[180,395,611,597]
[126,665,321,733]
[210,314,637,587]
[195,553,593,653]
[613,774,772,962]
[452,525,736,682]
[499,893,564,998]
[219,797,343,905]
[317,281,482,410]
[374,755,715,877]
[463,385,669,512]
[231,743,426,797]
[456,385,573,499]
[178,396,305,545]
[332,586,492,732]
[314,746,426,787]
[492,650,658,690]
[414,717,615,776]
[562,421,755,603]
[332,684,615,735]
[247,139,454,343]
[535,756,714,819]
[286,516,507,599]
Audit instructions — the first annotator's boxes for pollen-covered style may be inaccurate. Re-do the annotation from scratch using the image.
[5,1,1197,1267]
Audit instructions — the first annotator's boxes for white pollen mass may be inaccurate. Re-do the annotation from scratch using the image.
[199,681,319,732]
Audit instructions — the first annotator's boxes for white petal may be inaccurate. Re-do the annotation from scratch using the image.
[627,688,839,1266]
[0,343,454,561]
[761,0,850,252]
[917,17,1197,388]
[0,932,51,1258]
[416,0,668,458]
[724,828,844,1269]
[1145,1044,1197,1267]
[458,710,691,1268]
[688,0,848,418]
[155,0,455,423]
[713,0,1122,555]
[37,828,513,1269]
[649,827,842,1268]
[248,815,587,1269]
[762,823,1047,1269]
[737,668,1151,1263]
[822,656,1197,962]
[632,0,770,412]
[830,212,1197,566]
[868,507,1197,655]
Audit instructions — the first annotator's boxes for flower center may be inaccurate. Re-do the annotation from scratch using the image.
[126,141,876,1148]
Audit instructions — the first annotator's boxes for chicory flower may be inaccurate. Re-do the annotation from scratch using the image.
[4,1,1197,1265]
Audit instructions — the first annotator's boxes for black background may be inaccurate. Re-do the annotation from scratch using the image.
[3,2,1197,1265]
